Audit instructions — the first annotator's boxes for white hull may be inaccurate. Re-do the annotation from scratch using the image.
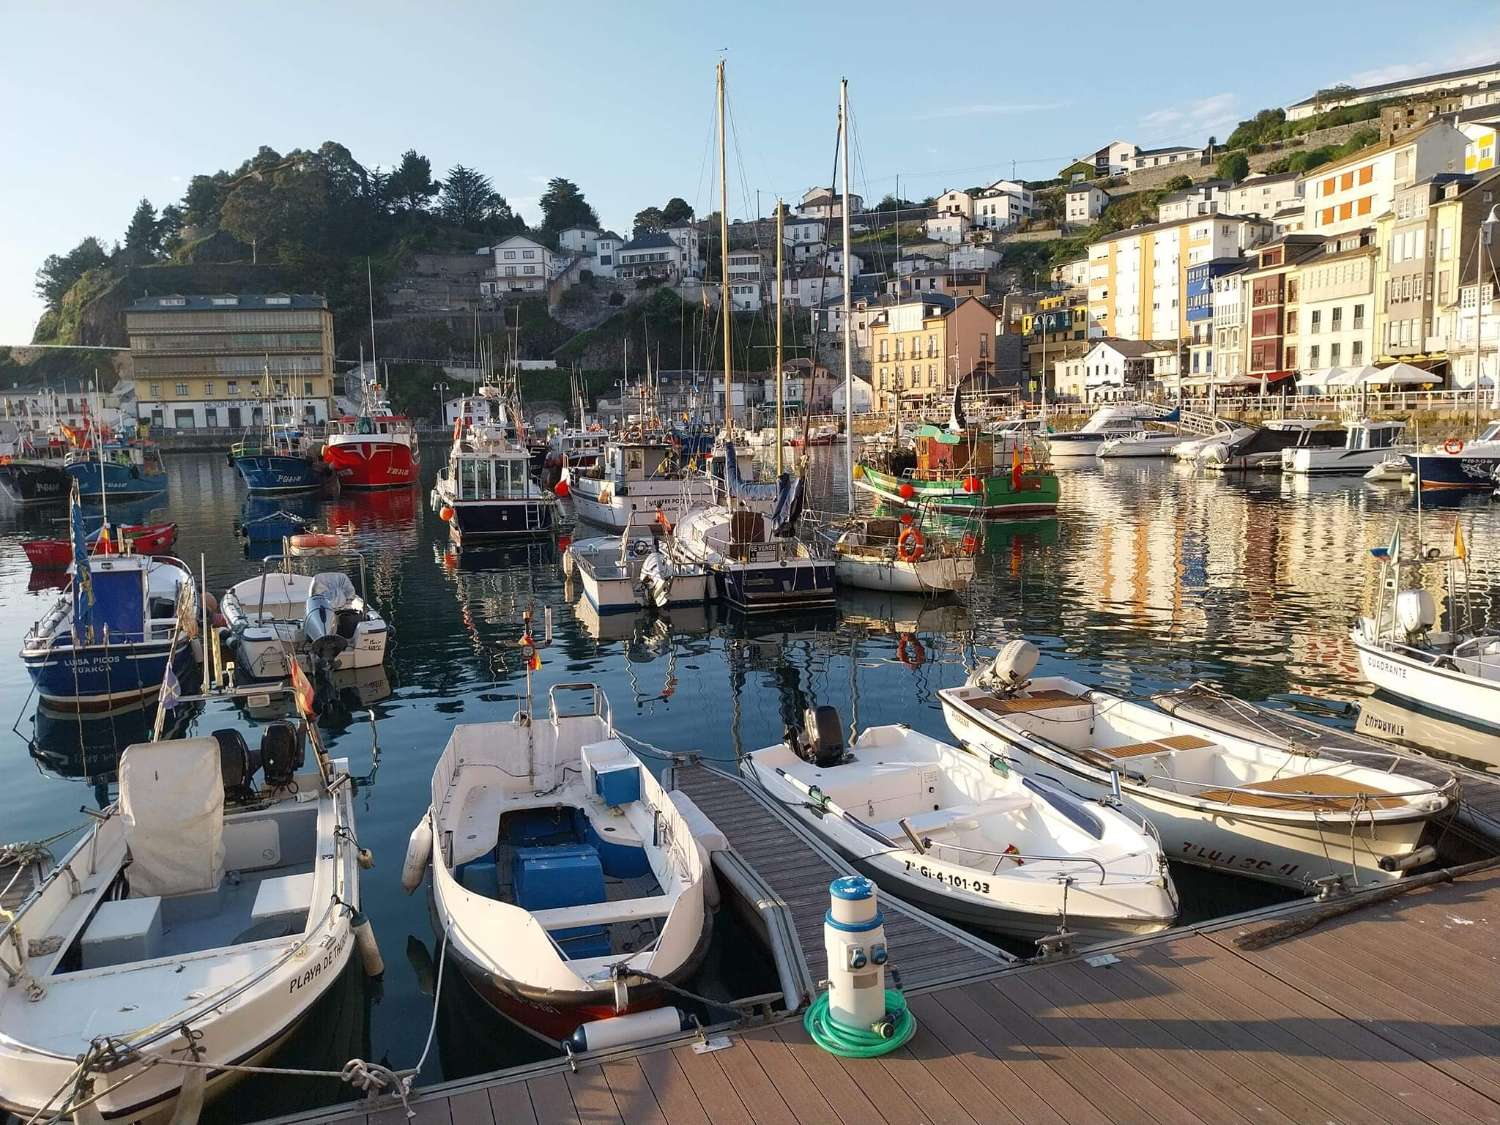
[570,478,717,531]
[232,626,386,680]
[833,551,973,593]
[1352,627,1500,729]
[1284,445,1414,475]
[1097,435,1181,459]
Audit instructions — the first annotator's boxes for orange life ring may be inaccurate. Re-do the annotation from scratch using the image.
[896,527,925,562]
[1444,438,1464,455]
[897,633,926,667]
[288,532,339,551]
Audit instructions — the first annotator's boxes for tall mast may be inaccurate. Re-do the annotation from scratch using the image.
[775,199,785,474]
[717,60,733,439]
[366,258,378,410]
[839,78,855,515]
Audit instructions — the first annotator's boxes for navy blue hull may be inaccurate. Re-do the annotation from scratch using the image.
[23,639,195,711]
[1404,452,1500,489]
[67,461,168,500]
[715,560,836,611]
[234,454,326,493]
[450,499,556,539]
[0,462,71,504]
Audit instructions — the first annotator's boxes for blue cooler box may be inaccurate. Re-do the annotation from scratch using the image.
[511,844,610,960]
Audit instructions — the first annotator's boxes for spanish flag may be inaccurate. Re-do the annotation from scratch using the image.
[290,657,316,719]
[1010,446,1023,491]
[1455,519,1468,562]
[521,633,541,671]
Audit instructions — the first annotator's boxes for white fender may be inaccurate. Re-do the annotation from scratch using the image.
[401,814,433,894]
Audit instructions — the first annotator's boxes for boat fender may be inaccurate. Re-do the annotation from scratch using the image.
[167,1065,207,1125]
[896,634,926,668]
[401,816,433,894]
[569,1007,693,1053]
[351,910,384,978]
[202,591,220,617]
[1378,844,1437,873]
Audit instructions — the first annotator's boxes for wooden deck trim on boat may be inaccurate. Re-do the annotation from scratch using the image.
[1197,771,1409,811]
[1097,734,1214,759]
[968,689,1084,715]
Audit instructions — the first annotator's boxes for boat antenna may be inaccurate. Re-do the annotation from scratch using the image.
[717,59,733,441]
[776,197,785,476]
[839,77,855,516]
[94,370,108,532]
[366,257,378,381]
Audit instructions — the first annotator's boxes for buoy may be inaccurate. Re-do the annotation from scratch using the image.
[568,1007,693,1053]
[899,512,913,526]
[961,532,978,555]
[851,463,865,479]
[805,876,915,1057]
[357,846,375,871]
[896,526,925,562]
[1444,438,1464,455]
[897,633,926,667]
[401,816,433,894]
[963,475,980,494]
[351,910,384,977]
[898,482,915,500]
[554,479,570,497]
[288,532,340,552]
[202,591,220,616]
[558,534,572,552]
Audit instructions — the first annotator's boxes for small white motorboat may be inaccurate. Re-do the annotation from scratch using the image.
[1097,429,1182,459]
[0,705,367,1122]
[638,545,711,610]
[743,707,1177,944]
[565,531,655,613]
[829,516,975,594]
[408,683,713,1041]
[1283,419,1411,475]
[938,642,1457,889]
[221,558,388,681]
[1364,456,1413,484]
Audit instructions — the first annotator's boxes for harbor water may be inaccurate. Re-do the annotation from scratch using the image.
[3,448,1499,1121]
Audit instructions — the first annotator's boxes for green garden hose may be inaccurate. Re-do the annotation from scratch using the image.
[803,989,917,1057]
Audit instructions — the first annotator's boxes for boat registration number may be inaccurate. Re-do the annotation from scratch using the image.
[903,860,990,895]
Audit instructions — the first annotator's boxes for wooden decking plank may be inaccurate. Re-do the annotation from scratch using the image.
[527,1072,582,1125]
[771,1019,932,1125]
[887,1008,1026,1125]
[488,1079,538,1125]
[1152,938,1444,1125]
[700,1036,799,1125]
[1034,957,1296,1125]
[923,983,1123,1124]
[668,1043,753,1125]
[600,1060,668,1125]
[565,1066,625,1125]
[749,1025,882,1125]
[369,1099,449,1125]
[443,1090,495,1125]
[985,972,1212,1125]
[633,1050,710,1125]
[852,1031,983,1125]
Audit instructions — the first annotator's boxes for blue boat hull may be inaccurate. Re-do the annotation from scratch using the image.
[1403,452,1500,490]
[67,461,168,500]
[234,454,326,493]
[450,499,556,539]
[23,638,195,712]
[714,560,836,611]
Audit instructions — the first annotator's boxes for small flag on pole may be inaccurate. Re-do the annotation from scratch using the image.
[290,657,316,719]
[159,658,182,713]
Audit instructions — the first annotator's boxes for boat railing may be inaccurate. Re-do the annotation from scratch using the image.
[1137,767,1457,807]
[548,681,613,732]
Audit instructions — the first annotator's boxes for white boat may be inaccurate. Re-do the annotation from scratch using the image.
[938,643,1456,889]
[1351,527,1500,728]
[431,387,557,539]
[829,516,975,594]
[1282,419,1411,475]
[666,501,835,611]
[743,709,1177,943]
[1403,421,1500,489]
[1172,425,1252,462]
[638,546,711,610]
[1097,428,1182,459]
[0,710,365,1122]
[1046,404,1161,459]
[1364,456,1413,483]
[1202,420,1341,472]
[568,439,718,531]
[565,529,656,614]
[411,683,713,1040]
[221,558,388,682]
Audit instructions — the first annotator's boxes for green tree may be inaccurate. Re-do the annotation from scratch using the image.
[632,206,666,235]
[157,204,185,253]
[34,237,109,308]
[438,164,503,229]
[181,173,227,228]
[661,197,694,225]
[539,177,599,233]
[388,149,439,212]
[1057,160,1095,180]
[1162,174,1194,192]
[122,198,161,264]
[219,175,280,262]
[1216,152,1251,183]
[874,193,919,211]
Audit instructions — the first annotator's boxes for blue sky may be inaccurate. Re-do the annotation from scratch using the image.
[3,0,1498,343]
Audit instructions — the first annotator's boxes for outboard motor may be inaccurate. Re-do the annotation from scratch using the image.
[790,704,847,768]
[260,721,305,789]
[213,728,262,803]
[974,639,1040,693]
[303,571,359,667]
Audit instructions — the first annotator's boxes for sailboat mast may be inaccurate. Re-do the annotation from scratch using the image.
[775,199,785,475]
[839,78,855,516]
[717,60,733,439]
[366,258,378,407]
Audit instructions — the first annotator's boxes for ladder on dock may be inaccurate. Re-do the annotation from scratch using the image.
[670,761,1013,1002]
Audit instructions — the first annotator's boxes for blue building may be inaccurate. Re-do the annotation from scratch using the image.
[1185,258,1240,322]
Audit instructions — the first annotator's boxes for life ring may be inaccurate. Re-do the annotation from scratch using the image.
[288,532,339,551]
[896,527,925,562]
[897,633,926,667]
[1444,438,1464,455]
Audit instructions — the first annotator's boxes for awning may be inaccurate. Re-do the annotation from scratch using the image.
[1364,362,1441,387]
[1213,375,1261,387]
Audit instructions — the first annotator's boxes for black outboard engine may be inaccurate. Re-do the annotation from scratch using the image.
[789,704,847,768]
[213,728,262,803]
[303,572,358,668]
[260,721,305,790]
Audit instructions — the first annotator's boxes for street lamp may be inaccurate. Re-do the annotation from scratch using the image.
[433,381,450,425]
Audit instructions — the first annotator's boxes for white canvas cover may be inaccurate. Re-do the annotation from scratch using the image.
[119,738,225,897]
[1364,362,1438,387]
[308,572,358,610]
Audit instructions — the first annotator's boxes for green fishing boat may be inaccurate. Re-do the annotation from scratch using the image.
[854,423,1059,518]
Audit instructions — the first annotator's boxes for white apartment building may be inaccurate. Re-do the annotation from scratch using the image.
[949,245,1001,271]
[1300,123,1468,237]
[781,268,842,308]
[480,235,556,295]
[592,232,622,278]
[1222,173,1300,220]
[1066,185,1110,224]
[973,180,1034,230]
[1285,62,1500,121]
[1293,240,1377,373]
[895,253,942,277]
[924,214,971,244]
[729,281,762,312]
[1452,281,1500,388]
[557,226,602,254]
[1052,257,1090,289]
[1157,182,1228,222]
[1129,145,1204,171]
[664,225,703,278]
[797,188,864,220]
[1211,271,1248,381]
[726,250,764,283]
[936,189,974,219]
[783,216,826,262]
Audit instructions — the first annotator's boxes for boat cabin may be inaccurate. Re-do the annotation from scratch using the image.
[449,452,533,500]
[330,415,412,437]
[1345,420,1406,451]
[602,442,676,482]
[915,426,994,477]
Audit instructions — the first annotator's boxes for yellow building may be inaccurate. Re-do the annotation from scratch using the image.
[1463,122,1496,173]
[126,294,336,431]
[869,296,998,411]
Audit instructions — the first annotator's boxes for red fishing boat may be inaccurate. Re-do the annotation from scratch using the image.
[322,387,420,490]
[21,522,178,568]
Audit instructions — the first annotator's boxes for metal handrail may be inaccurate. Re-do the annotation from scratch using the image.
[917,840,1111,884]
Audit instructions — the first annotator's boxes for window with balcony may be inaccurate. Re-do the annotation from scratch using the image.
[1352,341,1363,363]
[1331,307,1342,331]
[1310,310,1321,334]
[1310,344,1320,366]
[1330,343,1341,365]
[1353,303,1365,329]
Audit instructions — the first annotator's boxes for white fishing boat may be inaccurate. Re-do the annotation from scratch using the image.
[1097,428,1182,459]
[565,530,655,614]
[567,439,718,531]
[1046,404,1161,459]
[221,554,388,682]
[743,708,1177,943]
[407,682,713,1040]
[1351,523,1500,728]
[666,498,835,611]
[829,516,975,594]
[0,700,369,1123]
[938,643,1456,889]
[1282,419,1410,475]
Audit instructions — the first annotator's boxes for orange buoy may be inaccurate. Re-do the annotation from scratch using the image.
[1444,438,1464,455]
[961,532,978,555]
[439,506,454,522]
[898,482,915,500]
[553,479,570,497]
[963,475,980,494]
[897,633,926,667]
[288,532,340,552]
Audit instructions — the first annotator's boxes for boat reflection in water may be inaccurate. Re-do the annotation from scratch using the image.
[1356,691,1500,773]
[27,701,193,809]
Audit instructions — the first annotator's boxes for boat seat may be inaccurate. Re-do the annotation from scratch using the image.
[970,689,1084,715]
[530,893,675,930]
[1097,734,1214,759]
[873,795,1031,841]
[1198,772,1410,811]
[250,871,316,926]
